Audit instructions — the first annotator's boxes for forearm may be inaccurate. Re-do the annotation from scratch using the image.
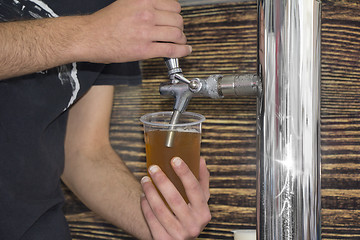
[61,144,152,239]
[0,16,88,80]
[0,0,191,80]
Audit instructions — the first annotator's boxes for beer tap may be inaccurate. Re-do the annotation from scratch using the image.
[163,57,201,147]
[162,57,261,147]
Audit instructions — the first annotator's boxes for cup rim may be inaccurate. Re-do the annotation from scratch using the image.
[140,111,205,127]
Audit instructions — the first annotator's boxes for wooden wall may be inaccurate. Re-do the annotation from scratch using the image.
[63,0,360,239]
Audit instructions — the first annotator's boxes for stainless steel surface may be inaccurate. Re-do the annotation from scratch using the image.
[163,58,205,147]
[165,110,181,147]
[164,57,184,147]
[164,58,183,83]
[219,74,261,96]
[174,73,191,85]
[159,82,194,113]
[256,0,322,239]
[160,74,261,102]
[160,73,261,146]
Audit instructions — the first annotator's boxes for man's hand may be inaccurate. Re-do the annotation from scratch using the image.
[0,0,190,80]
[140,157,211,239]
[77,0,192,63]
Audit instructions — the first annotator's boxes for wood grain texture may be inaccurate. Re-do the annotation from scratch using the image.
[63,0,360,239]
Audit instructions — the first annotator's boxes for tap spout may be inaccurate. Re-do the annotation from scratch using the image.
[159,81,194,113]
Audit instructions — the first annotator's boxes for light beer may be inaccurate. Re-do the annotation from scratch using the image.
[144,129,201,203]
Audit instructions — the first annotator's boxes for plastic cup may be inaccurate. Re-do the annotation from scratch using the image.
[140,111,205,203]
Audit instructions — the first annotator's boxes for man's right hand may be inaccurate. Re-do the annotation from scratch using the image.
[0,0,191,80]
[76,0,192,63]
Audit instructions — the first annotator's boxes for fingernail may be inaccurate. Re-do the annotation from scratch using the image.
[141,176,151,184]
[172,157,182,167]
[188,45,192,53]
[148,165,160,175]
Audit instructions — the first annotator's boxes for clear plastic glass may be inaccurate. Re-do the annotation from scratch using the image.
[140,111,205,203]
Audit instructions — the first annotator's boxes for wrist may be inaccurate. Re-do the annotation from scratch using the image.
[59,15,93,64]
[71,12,118,64]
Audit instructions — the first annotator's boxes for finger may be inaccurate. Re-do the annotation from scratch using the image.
[199,157,210,201]
[170,157,211,236]
[151,26,187,44]
[147,42,192,59]
[141,172,183,235]
[171,157,207,209]
[147,165,190,214]
[140,194,170,239]
[153,0,181,13]
[154,10,184,30]
[148,164,191,218]
[141,175,173,219]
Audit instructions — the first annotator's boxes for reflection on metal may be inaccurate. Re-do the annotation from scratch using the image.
[256,1,321,239]
[160,0,321,239]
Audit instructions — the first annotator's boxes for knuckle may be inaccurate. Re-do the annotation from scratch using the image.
[165,45,177,58]
[188,181,201,193]
[174,28,185,42]
[172,223,186,239]
[203,210,212,223]
[153,171,168,184]
[176,14,184,27]
[175,163,188,177]
[143,206,154,220]
[205,190,211,201]
[138,9,154,22]
[167,193,184,207]
[152,204,168,216]
[188,226,201,238]
[173,1,182,13]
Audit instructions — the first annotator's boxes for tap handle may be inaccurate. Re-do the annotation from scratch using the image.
[164,58,182,82]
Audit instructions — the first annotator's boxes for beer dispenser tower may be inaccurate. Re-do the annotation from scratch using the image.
[161,0,322,239]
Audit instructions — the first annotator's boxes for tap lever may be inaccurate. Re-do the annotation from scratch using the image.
[172,75,203,93]
[174,74,190,85]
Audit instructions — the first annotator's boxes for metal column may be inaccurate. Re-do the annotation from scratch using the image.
[256,0,322,239]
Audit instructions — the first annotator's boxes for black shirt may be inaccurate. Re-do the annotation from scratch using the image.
[0,1,141,239]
